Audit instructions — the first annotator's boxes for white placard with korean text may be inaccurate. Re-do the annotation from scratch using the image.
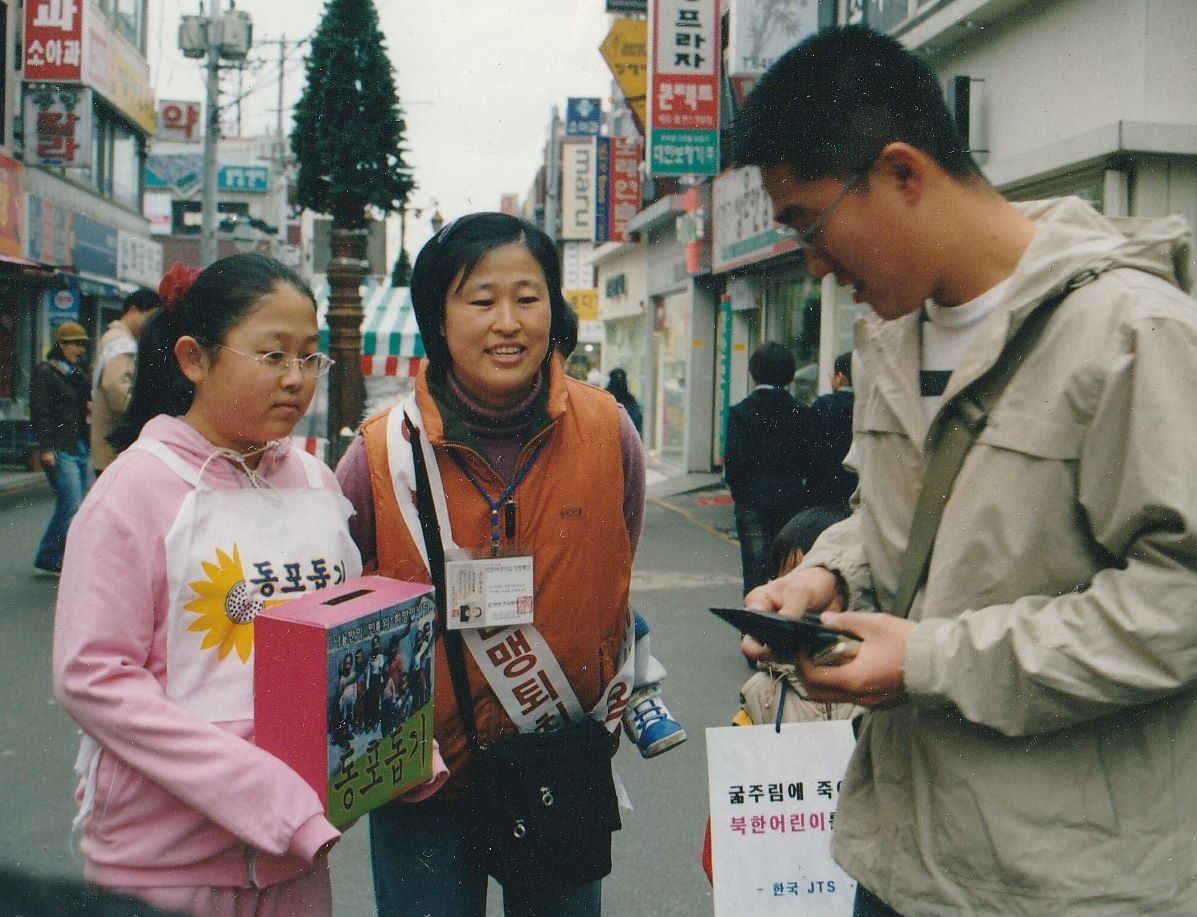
[706,721,857,916]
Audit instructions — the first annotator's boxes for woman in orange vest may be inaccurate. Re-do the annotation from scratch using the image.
[336,212,662,917]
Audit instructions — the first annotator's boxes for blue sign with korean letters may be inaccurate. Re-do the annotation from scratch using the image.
[565,97,603,137]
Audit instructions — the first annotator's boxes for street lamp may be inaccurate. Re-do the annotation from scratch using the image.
[430,210,445,233]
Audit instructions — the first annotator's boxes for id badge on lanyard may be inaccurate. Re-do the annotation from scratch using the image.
[444,437,548,631]
[445,554,535,630]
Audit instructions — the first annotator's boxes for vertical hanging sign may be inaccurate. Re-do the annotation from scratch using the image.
[609,136,642,243]
[594,138,611,244]
[648,0,720,177]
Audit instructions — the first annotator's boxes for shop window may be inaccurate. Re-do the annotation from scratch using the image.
[94,0,146,52]
[845,0,911,33]
[78,103,145,211]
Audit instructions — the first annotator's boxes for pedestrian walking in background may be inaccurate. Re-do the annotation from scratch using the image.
[90,287,160,477]
[803,351,857,512]
[51,254,446,917]
[336,212,659,916]
[605,367,642,435]
[724,341,809,595]
[31,320,93,575]
[737,25,1197,916]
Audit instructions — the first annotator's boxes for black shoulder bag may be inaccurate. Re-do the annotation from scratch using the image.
[405,417,622,890]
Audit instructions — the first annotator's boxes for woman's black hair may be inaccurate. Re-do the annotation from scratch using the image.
[108,253,315,454]
[409,212,567,384]
[770,504,852,578]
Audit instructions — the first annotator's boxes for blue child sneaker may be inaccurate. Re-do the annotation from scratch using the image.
[623,688,687,758]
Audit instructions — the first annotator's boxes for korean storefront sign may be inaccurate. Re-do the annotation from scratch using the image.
[218,166,270,193]
[83,9,156,134]
[117,230,164,288]
[712,165,798,273]
[24,0,83,81]
[706,721,857,915]
[0,155,26,259]
[28,194,119,277]
[24,85,93,169]
[158,100,201,142]
[561,241,593,290]
[560,139,595,241]
[609,136,642,244]
[565,97,603,138]
[647,0,720,176]
[599,18,648,134]
[24,0,155,134]
[594,138,611,243]
[726,0,818,103]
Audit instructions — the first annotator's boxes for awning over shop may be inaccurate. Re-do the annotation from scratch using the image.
[315,281,423,377]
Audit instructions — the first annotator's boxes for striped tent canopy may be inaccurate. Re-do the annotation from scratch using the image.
[314,279,424,377]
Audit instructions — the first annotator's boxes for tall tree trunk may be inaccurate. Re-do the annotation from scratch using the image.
[326,224,369,465]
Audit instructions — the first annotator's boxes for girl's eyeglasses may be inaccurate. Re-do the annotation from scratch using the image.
[208,343,335,378]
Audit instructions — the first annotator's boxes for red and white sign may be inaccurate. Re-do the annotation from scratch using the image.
[24,85,92,168]
[158,100,201,143]
[609,136,642,243]
[24,0,83,81]
[647,0,720,176]
[650,0,718,129]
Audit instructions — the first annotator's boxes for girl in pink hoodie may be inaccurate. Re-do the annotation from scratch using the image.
[52,255,446,917]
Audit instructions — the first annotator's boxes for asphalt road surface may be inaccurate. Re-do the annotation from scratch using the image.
[0,480,750,916]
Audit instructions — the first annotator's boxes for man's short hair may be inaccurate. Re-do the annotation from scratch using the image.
[123,287,161,314]
[749,341,796,387]
[732,25,982,183]
[834,352,852,384]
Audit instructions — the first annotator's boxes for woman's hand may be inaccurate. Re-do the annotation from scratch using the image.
[41,450,56,469]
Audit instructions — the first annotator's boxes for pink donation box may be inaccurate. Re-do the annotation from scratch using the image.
[255,575,438,828]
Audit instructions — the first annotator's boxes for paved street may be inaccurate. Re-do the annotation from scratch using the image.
[0,469,750,916]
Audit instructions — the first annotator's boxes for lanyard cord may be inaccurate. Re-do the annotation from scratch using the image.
[449,437,549,556]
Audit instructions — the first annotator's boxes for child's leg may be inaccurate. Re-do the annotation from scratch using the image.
[623,610,686,758]
[111,866,332,917]
[631,609,668,691]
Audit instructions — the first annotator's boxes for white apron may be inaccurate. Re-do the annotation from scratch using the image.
[132,438,364,722]
[73,438,364,832]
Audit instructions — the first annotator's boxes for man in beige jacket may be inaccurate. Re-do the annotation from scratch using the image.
[90,288,159,475]
[735,25,1197,917]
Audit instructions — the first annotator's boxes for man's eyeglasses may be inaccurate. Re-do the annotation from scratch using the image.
[781,171,869,249]
[209,343,335,378]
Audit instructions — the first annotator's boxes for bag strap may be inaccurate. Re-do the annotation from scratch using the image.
[404,415,485,751]
[890,270,1098,619]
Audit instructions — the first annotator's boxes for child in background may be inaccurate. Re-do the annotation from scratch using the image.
[736,505,862,729]
[702,504,861,883]
[52,255,447,917]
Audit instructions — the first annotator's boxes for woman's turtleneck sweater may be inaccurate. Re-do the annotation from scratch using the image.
[337,367,646,567]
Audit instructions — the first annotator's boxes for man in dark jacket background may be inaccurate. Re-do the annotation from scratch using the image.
[804,351,857,512]
[31,321,92,574]
[724,342,809,594]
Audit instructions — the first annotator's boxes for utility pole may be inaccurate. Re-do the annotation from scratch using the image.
[181,2,253,267]
[199,2,222,267]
